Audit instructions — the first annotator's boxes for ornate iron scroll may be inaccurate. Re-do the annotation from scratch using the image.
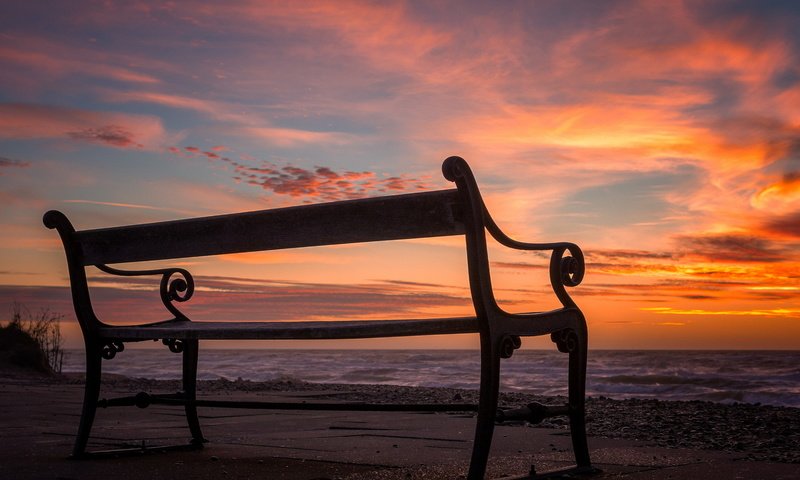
[94,264,194,320]
[551,329,578,353]
[549,246,584,309]
[499,334,522,359]
[101,340,125,359]
[162,338,185,353]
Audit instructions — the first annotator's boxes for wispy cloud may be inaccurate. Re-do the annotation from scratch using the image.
[106,90,358,147]
[66,125,143,148]
[0,34,162,87]
[642,307,800,318]
[62,199,196,216]
[761,212,800,240]
[0,103,171,149]
[0,274,473,328]
[0,156,30,175]
[673,233,789,263]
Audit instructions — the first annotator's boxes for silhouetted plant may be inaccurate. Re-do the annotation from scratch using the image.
[7,302,64,373]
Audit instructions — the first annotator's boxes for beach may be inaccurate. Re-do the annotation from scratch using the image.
[1,367,797,479]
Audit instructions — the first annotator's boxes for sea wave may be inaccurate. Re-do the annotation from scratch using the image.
[60,349,800,408]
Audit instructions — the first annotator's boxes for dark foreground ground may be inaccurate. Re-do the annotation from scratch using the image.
[1,368,798,479]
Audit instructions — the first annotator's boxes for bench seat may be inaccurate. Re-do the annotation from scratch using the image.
[99,316,480,340]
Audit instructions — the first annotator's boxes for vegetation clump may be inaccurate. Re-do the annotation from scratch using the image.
[0,303,63,374]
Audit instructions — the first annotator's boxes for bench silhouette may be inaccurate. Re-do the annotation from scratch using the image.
[45,156,595,479]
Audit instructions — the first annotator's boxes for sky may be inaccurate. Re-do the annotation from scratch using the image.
[1,0,799,350]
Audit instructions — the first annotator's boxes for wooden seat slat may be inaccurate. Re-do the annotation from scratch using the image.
[99,316,479,340]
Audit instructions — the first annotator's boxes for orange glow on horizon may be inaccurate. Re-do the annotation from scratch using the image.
[1,1,799,350]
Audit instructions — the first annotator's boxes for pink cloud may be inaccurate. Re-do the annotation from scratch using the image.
[67,125,143,148]
[173,144,430,201]
[106,91,357,146]
[0,103,170,149]
[0,275,471,333]
[237,162,429,201]
[0,35,162,87]
[0,156,30,175]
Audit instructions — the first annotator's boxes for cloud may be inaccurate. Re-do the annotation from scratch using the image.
[0,274,472,327]
[0,103,170,149]
[241,164,429,201]
[67,125,143,148]
[0,157,29,168]
[673,233,788,263]
[174,146,433,201]
[587,249,676,262]
[642,306,800,318]
[62,199,196,216]
[491,261,547,271]
[0,156,30,175]
[106,90,358,147]
[0,34,162,87]
[243,126,355,147]
[761,211,800,239]
[751,171,800,215]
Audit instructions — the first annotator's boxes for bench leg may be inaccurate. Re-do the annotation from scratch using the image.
[467,341,501,480]
[72,346,102,458]
[567,329,591,469]
[182,339,206,445]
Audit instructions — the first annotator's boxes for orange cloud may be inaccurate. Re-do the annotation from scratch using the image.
[761,212,800,240]
[642,307,800,318]
[751,173,800,214]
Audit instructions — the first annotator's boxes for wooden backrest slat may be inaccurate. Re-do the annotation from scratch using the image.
[75,189,464,265]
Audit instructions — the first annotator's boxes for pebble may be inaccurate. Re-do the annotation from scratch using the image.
[82,374,799,464]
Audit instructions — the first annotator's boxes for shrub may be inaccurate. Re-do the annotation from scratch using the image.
[1,303,64,373]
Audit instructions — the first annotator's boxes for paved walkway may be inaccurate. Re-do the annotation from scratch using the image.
[1,376,797,479]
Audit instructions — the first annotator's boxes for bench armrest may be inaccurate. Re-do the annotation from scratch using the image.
[483,208,584,309]
[443,156,584,312]
[94,264,194,321]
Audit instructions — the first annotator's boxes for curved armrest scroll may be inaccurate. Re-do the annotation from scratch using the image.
[483,208,584,309]
[94,264,194,321]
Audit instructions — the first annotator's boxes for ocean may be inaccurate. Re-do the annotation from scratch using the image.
[61,349,800,408]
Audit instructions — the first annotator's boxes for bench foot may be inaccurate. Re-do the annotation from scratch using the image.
[69,440,205,459]
[496,402,570,424]
[503,465,601,479]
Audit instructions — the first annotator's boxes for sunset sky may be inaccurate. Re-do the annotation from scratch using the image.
[1,1,799,350]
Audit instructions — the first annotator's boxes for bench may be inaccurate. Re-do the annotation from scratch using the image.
[44,156,595,479]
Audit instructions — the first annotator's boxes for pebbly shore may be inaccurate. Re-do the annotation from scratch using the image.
[52,373,800,465]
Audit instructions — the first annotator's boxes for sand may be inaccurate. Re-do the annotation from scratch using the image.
[1,368,798,479]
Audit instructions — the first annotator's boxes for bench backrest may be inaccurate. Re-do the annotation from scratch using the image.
[64,189,464,265]
[44,156,519,340]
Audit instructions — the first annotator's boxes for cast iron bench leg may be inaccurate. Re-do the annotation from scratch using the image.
[467,338,502,479]
[72,344,102,458]
[182,339,206,445]
[568,329,591,468]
